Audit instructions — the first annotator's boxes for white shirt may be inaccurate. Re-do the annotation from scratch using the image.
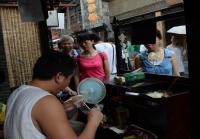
[4,85,52,139]
[139,44,147,52]
[95,42,117,75]
[167,44,185,73]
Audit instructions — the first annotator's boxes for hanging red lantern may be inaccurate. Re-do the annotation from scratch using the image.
[87,4,96,13]
[88,13,98,22]
[87,0,96,4]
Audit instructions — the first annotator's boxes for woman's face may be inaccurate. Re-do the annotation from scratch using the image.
[60,40,74,54]
[145,37,161,51]
[80,40,94,51]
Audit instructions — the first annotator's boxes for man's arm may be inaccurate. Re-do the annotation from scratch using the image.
[32,95,103,139]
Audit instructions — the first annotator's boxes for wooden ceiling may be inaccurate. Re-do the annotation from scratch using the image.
[0,0,79,9]
[46,0,79,10]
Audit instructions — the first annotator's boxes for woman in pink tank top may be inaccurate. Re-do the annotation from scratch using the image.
[74,32,110,88]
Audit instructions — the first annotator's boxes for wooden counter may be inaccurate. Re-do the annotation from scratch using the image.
[103,74,191,139]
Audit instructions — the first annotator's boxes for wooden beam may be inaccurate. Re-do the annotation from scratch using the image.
[59,3,77,7]
[0,3,17,7]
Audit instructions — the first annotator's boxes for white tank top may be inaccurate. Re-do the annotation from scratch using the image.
[4,85,53,139]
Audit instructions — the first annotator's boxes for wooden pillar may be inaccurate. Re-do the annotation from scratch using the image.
[39,21,51,55]
[155,11,166,47]
[66,7,72,34]
[112,17,123,74]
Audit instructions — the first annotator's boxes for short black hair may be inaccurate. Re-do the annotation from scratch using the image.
[77,32,94,43]
[32,50,75,80]
[90,33,100,42]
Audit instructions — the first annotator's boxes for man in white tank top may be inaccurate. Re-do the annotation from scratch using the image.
[4,50,103,139]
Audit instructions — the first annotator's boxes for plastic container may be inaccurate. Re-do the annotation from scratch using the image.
[123,72,145,85]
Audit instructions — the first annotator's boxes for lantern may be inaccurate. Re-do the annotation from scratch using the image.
[87,0,96,4]
[87,4,96,13]
[88,13,98,22]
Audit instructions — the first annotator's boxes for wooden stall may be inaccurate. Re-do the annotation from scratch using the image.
[100,3,192,139]
[103,74,191,139]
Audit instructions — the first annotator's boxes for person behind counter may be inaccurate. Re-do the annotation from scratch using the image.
[167,34,186,76]
[4,50,103,139]
[134,29,180,76]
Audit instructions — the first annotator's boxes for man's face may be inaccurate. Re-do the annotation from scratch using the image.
[54,73,74,95]
[60,74,73,91]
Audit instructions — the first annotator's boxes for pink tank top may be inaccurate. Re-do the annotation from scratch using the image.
[79,52,108,81]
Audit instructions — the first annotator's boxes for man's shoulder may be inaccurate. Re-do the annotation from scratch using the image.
[96,42,112,47]
[33,95,61,116]
[37,95,58,104]
[95,43,114,53]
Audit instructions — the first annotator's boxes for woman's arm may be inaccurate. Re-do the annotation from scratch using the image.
[101,52,110,81]
[171,53,180,76]
[134,54,142,69]
[103,59,110,81]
